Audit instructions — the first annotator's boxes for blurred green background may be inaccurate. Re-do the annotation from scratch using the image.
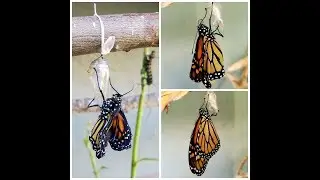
[161,91,248,178]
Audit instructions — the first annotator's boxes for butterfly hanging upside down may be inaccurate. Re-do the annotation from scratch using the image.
[87,68,133,159]
[189,3,225,89]
[188,96,221,176]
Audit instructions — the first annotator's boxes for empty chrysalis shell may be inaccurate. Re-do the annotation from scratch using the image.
[87,36,116,104]
[88,57,110,105]
[204,91,219,116]
[204,2,223,28]
[102,36,116,55]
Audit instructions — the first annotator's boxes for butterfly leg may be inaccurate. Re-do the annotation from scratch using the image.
[87,98,100,109]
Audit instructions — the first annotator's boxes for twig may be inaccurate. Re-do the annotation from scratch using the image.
[72,13,159,56]
[226,55,248,89]
[130,48,150,178]
[83,122,100,178]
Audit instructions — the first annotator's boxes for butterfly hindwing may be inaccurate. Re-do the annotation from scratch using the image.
[109,109,132,151]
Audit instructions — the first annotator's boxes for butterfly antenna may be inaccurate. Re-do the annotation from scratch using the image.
[214,25,223,37]
[192,8,208,54]
[200,95,206,109]
[198,7,208,26]
[109,77,120,95]
[93,68,106,101]
[121,83,135,96]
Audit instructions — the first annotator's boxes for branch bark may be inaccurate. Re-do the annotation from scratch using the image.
[72,92,158,113]
[72,13,159,56]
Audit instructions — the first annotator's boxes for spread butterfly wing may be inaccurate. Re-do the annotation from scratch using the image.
[109,109,132,151]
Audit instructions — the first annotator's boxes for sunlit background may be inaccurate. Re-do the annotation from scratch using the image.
[161,2,248,89]
[72,2,159,178]
[161,91,248,178]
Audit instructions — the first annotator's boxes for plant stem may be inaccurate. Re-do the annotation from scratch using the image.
[84,123,100,178]
[130,48,149,178]
[89,145,100,178]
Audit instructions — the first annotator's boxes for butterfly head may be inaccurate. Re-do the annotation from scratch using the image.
[199,107,209,117]
[112,93,123,104]
[197,23,209,36]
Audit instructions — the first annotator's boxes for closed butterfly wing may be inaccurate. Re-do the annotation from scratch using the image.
[202,27,225,81]
[95,130,112,159]
[89,114,113,159]
[189,114,209,176]
[188,109,221,176]
[108,109,132,151]
[190,33,206,83]
[189,139,209,176]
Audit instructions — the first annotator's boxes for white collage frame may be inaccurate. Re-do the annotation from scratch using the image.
[70,1,250,179]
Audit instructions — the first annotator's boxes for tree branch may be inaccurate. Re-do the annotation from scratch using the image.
[72,92,158,113]
[72,13,159,56]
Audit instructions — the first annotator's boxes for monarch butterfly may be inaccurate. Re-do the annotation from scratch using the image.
[87,68,133,159]
[188,97,221,176]
[144,50,156,86]
[189,3,225,89]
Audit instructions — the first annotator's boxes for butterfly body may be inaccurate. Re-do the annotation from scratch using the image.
[100,94,122,118]
[88,68,133,159]
[89,96,120,145]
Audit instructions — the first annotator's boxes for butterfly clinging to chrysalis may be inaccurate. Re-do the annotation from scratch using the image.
[189,3,225,89]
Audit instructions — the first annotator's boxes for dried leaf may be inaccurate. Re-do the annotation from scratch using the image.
[161,2,173,8]
[234,79,248,89]
[227,56,248,73]
[226,73,247,89]
[226,73,239,83]
[236,156,248,178]
[241,67,248,80]
[161,91,188,112]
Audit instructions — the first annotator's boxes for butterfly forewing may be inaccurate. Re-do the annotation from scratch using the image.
[109,109,132,151]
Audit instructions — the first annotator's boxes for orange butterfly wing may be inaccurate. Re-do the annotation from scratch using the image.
[108,110,132,151]
[202,31,225,81]
[190,35,206,83]
[188,111,221,176]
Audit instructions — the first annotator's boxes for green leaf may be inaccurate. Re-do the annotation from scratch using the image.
[137,157,159,164]
[100,166,108,170]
